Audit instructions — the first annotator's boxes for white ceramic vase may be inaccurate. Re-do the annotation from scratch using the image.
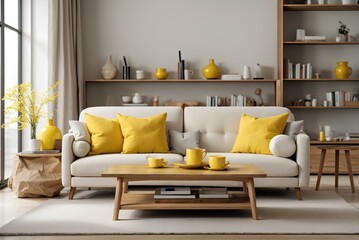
[243,65,251,80]
[101,55,117,80]
[29,139,41,151]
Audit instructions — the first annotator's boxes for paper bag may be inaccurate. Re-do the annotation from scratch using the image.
[8,156,63,197]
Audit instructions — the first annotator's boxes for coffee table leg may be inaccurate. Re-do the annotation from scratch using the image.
[246,178,258,220]
[243,181,248,194]
[113,177,123,220]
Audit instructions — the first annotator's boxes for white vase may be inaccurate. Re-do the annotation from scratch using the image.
[243,65,251,80]
[101,55,117,80]
[29,139,41,151]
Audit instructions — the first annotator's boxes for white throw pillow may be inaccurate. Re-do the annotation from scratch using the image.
[69,120,91,143]
[169,130,200,155]
[69,120,91,157]
[269,134,296,158]
[72,141,91,157]
[284,120,304,138]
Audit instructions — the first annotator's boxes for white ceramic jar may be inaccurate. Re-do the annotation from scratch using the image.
[132,93,143,104]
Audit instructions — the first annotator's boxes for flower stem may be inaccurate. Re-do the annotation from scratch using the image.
[31,124,37,139]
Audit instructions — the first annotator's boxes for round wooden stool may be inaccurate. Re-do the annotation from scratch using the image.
[315,145,357,193]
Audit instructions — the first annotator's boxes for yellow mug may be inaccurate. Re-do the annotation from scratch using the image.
[147,157,167,168]
[208,155,229,170]
[186,148,207,166]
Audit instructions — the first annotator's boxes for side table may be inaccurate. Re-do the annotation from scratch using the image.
[315,145,357,193]
[8,153,63,197]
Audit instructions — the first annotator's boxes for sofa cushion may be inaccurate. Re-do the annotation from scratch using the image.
[85,113,123,155]
[284,120,304,138]
[231,113,289,154]
[71,153,183,176]
[269,134,296,157]
[205,153,298,177]
[169,130,200,155]
[117,113,169,153]
[69,120,91,142]
[69,120,91,157]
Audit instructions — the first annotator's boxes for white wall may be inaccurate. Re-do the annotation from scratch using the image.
[81,0,278,106]
[81,0,278,80]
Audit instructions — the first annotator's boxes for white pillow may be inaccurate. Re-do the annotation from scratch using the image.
[69,120,91,143]
[169,130,200,155]
[69,120,91,157]
[72,141,91,157]
[269,134,296,158]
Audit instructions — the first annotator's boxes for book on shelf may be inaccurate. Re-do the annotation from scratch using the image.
[206,96,222,107]
[221,74,242,80]
[160,187,191,195]
[229,94,247,107]
[20,150,60,154]
[154,188,195,199]
[284,59,312,79]
[198,187,229,199]
[304,36,326,41]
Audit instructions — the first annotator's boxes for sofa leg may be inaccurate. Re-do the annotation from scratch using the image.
[295,187,302,200]
[69,187,77,200]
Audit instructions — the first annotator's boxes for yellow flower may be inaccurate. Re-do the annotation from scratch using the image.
[2,81,62,139]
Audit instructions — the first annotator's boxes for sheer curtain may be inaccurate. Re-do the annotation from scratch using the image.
[48,0,83,134]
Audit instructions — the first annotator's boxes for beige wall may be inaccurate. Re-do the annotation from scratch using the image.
[81,0,278,80]
[81,0,278,107]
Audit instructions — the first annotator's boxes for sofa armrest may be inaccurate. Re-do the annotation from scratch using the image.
[62,133,75,187]
[295,133,310,187]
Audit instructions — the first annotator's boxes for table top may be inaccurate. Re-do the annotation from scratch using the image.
[311,140,359,145]
[102,164,267,181]
[16,153,62,158]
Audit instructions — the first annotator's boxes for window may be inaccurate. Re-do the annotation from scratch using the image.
[0,0,21,189]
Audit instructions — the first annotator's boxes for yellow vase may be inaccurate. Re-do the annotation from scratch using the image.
[202,59,221,79]
[39,119,62,150]
[335,61,352,79]
[154,68,168,80]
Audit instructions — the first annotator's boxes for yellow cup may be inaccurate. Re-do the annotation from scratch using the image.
[147,157,167,168]
[208,155,229,170]
[186,148,207,165]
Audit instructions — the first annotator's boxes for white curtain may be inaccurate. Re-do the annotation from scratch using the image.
[48,0,83,134]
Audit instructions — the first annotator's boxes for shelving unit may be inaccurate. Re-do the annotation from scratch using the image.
[278,1,359,174]
[84,79,279,108]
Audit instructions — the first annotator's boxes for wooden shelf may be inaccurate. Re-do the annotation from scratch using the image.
[284,41,359,45]
[287,106,359,109]
[85,79,277,83]
[311,140,359,145]
[284,78,359,81]
[283,4,359,11]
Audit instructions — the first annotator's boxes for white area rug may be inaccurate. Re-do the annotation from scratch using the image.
[1,189,359,235]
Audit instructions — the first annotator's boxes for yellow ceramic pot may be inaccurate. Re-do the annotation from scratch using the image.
[335,61,352,79]
[39,119,62,150]
[154,68,168,80]
[202,59,221,79]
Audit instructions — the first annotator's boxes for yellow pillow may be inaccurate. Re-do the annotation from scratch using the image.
[84,113,123,155]
[231,113,289,154]
[117,113,169,153]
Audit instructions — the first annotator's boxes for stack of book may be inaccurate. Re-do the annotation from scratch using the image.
[206,96,222,107]
[346,133,359,140]
[325,90,355,107]
[229,94,247,107]
[154,187,195,200]
[198,187,229,199]
[283,59,312,79]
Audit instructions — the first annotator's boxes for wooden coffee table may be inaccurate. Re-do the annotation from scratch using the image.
[102,164,266,221]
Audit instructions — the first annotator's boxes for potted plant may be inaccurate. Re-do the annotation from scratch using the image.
[2,81,61,150]
[338,21,350,42]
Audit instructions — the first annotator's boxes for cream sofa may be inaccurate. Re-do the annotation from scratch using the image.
[62,106,310,199]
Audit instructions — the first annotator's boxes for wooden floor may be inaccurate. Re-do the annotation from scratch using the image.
[0,175,358,240]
